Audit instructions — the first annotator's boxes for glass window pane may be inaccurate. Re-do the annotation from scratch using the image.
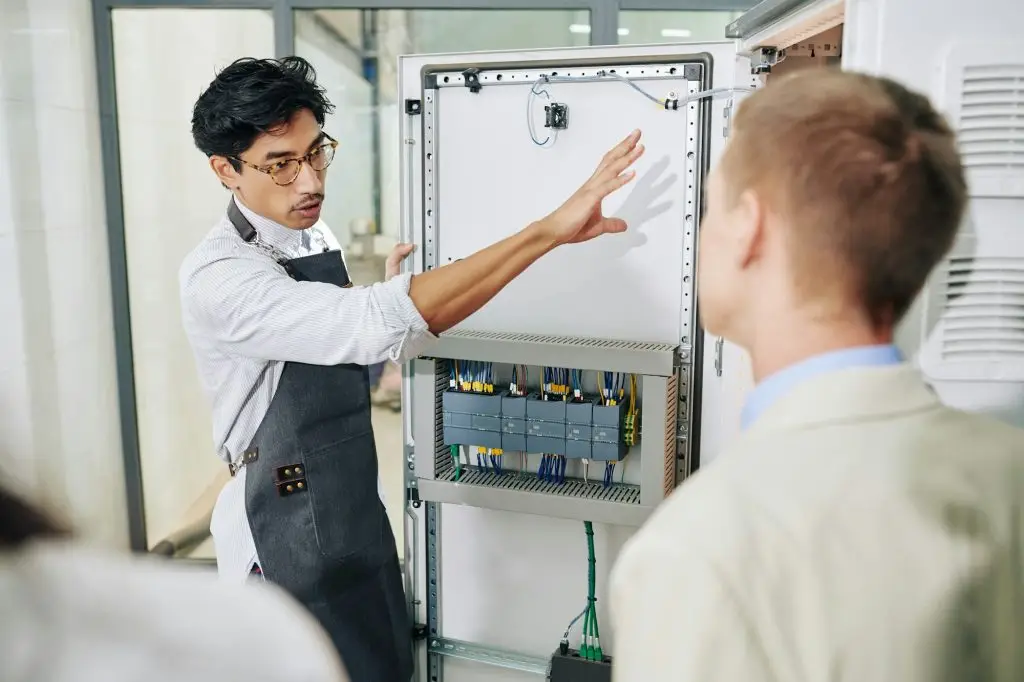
[295,8,590,549]
[112,8,274,558]
[618,10,745,45]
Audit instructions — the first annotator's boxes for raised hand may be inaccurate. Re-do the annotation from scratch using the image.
[535,130,644,246]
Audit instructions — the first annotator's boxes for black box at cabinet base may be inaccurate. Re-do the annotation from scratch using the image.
[547,648,612,682]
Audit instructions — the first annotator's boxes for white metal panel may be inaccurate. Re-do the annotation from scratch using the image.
[696,54,760,468]
[435,71,691,345]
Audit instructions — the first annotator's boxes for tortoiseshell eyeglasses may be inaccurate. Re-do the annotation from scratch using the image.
[234,134,338,186]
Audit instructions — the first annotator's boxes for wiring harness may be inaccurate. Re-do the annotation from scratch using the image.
[560,521,604,661]
[528,69,755,146]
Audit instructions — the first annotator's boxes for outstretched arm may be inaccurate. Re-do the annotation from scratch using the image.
[182,131,643,366]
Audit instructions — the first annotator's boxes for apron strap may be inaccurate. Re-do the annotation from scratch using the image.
[226,198,293,266]
[227,197,258,242]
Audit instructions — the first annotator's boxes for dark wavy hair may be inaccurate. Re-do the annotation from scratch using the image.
[0,486,66,548]
[191,56,335,171]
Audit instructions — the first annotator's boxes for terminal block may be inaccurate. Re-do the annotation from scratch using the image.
[442,388,631,459]
[526,393,567,455]
[500,392,528,451]
[565,398,596,459]
[442,389,503,449]
[592,401,628,462]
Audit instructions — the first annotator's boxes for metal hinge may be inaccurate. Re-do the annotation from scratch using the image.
[714,337,725,377]
[406,483,422,509]
[750,46,779,74]
[723,99,733,138]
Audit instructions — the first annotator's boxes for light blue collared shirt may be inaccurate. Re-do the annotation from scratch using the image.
[741,345,903,430]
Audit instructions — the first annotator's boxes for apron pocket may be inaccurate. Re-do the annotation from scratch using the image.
[304,429,387,564]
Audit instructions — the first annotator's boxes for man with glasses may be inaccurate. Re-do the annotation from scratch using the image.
[180,57,643,682]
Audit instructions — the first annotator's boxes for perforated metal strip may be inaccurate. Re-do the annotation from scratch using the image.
[426,330,678,378]
[435,466,641,505]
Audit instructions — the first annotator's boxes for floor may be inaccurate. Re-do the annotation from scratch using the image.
[187,404,406,561]
[374,404,406,547]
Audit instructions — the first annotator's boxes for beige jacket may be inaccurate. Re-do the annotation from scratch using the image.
[610,364,1024,682]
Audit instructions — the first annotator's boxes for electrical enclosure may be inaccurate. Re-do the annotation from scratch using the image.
[398,38,750,682]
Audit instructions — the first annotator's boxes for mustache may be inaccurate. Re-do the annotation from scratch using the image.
[293,194,324,210]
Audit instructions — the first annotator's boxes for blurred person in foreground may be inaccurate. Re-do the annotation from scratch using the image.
[610,69,1024,682]
[0,485,347,682]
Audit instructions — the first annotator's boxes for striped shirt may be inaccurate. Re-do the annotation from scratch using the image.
[179,196,435,582]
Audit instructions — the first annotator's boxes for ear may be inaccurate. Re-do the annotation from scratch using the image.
[732,189,764,270]
[210,155,241,188]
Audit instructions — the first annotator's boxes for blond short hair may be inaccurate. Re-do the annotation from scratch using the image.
[720,69,967,327]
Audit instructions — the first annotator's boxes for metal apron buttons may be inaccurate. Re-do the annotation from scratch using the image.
[274,463,308,497]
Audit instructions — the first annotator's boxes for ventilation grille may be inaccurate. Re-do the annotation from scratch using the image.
[957,65,1024,170]
[940,256,1024,360]
[443,328,676,353]
[435,466,641,505]
[433,360,451,475]
[663,373,679,495]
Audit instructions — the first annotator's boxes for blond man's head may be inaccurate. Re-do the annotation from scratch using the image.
[697,69,967,349]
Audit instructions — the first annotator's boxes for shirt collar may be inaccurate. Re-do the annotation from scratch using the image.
[741,344,903,430]
[232,195,314,255]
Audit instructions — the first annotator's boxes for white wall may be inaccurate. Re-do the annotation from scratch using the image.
[295,11,375,248]
[0,0,126,547]
[111,8,274,547]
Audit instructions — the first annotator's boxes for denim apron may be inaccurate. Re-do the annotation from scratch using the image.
[227,200,414,682]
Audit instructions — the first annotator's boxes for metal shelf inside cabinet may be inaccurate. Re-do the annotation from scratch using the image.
[417,468,651,527]
[422,329,678,378]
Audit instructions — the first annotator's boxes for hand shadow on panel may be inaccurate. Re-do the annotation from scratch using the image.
[606,155,677,257]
